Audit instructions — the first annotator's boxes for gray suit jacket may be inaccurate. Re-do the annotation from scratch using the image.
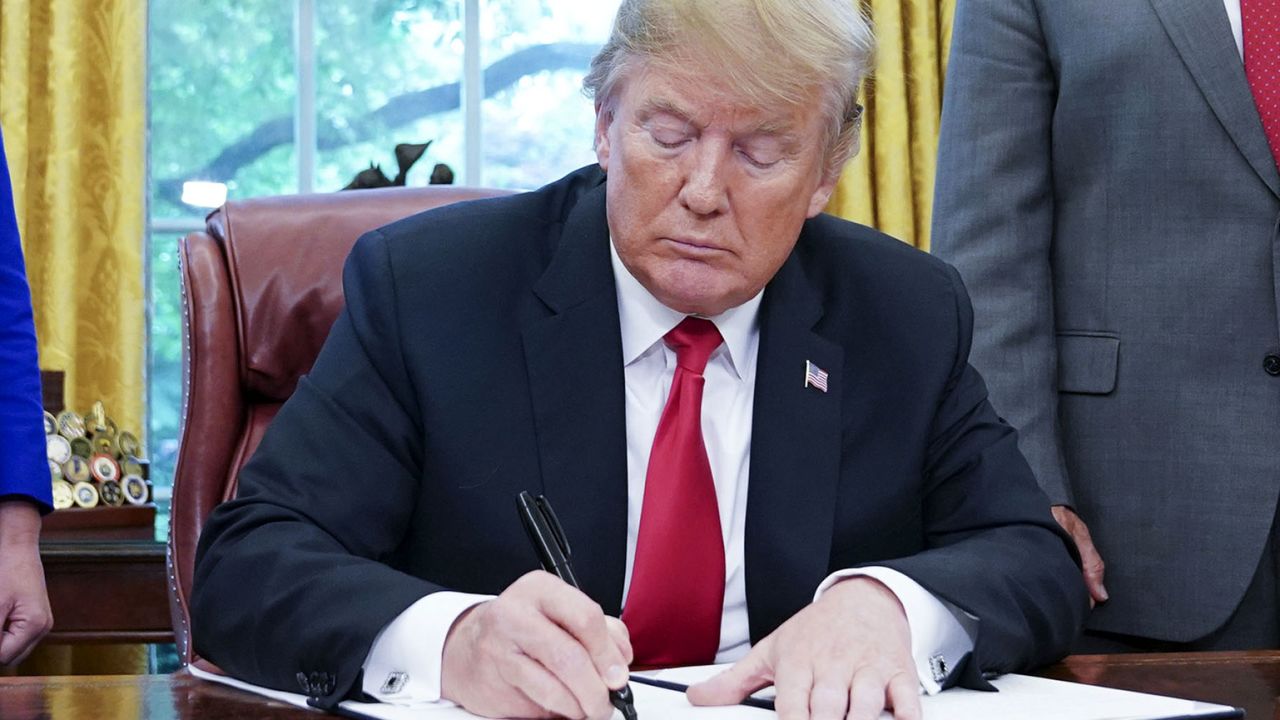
[933,0,1280,642]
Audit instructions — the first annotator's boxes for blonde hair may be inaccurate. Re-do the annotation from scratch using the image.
[583,0,874,176]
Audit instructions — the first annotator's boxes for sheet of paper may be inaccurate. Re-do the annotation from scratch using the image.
[190,663,1239,720]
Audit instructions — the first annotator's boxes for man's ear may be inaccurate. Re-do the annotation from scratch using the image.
[806,171,841,218]
[594,101,613,171]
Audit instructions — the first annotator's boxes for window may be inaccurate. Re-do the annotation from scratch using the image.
[147,0,619,534]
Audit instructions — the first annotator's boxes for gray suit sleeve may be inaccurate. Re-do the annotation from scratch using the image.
[931,0,1074,506]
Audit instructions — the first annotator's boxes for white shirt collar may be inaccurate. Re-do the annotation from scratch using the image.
[609,240,762,379]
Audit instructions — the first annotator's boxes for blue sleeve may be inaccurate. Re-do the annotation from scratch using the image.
[0,127,53,512]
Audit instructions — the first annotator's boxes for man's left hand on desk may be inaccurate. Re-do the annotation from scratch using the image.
[686,577,921,720]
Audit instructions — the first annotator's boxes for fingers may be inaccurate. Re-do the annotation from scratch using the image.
[687,640,774,706]
[1051,506,1108,604]
[604,616,634,668]
[531,578,630,691]
[0,618,46,666]
[884,670,922,720]
[440,571,625,719]
[496,649,584,719]
[0,599,54,666]
[772,662,814,720]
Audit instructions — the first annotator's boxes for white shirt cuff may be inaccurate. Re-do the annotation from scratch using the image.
[815,567,977,695]
[361,591,494,706]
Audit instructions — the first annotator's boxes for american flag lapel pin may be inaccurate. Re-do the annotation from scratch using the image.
[804,360,829,393]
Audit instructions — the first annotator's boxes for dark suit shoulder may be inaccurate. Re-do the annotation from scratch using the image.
[346,165,606,307]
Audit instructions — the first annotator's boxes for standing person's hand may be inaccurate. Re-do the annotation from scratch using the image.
[440,571,633,719]
[1052,505,1108,606]
[0,499,52,665]
[688,577,922,720]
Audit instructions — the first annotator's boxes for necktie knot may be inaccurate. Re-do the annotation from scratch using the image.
[664,317,723,375]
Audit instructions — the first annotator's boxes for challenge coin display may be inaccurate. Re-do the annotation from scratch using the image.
[90,453,121,483]
[122,475,149,505]
[72,481,99,509]
[99,480,125,507]
[92,434,117,457]
[52,481,75,510]
[43,399,152,516]
[70,436,93,458]
[56,410,86,440]
[117,431,140,458]
[63,455,92,484]
[46,434,72,464]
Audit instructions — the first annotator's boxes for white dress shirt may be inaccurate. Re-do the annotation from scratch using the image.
[1226,0,1243,60]
[361,240,976,706]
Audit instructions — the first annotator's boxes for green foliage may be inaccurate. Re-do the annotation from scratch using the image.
[147,1,616,512]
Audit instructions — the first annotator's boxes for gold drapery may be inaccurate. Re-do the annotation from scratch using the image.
[0,0,147,435]
[1,0,147,676]
[827,0,955,251]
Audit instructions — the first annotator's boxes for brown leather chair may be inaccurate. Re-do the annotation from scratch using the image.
[168,185,511,665]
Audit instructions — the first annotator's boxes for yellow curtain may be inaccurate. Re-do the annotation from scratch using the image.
[827,0,955,251]
[0,0,147,436]
[0,0,148,676]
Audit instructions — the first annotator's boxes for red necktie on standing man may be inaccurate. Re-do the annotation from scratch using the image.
[1244,0,1280,167]
[621,317,726,668]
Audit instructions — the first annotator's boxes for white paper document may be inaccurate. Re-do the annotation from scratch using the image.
[189,662,1240,720]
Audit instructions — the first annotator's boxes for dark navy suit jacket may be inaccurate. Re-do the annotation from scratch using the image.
[193,166,1087,706]
[0,128,51,511]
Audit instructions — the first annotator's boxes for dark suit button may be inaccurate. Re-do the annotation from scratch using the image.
[1265,354,1280,376]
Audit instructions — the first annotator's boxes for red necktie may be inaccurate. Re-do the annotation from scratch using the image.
[1244,0,1280,167]
[621,317,725,668]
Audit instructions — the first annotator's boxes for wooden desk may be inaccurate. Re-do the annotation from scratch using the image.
[0,652,1275,719]
[39,539,173,645]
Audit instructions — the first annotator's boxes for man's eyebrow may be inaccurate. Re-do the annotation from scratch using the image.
[638,98,694,123]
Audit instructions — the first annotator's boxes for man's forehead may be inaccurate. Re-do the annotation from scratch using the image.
[629,72,811,135]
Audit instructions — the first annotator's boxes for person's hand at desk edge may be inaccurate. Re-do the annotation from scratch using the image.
[0,498,53,665]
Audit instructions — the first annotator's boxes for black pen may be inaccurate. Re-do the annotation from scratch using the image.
[517,491,639,720]
[627,675,776,711]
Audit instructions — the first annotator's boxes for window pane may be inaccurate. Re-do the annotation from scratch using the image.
[481,0,619,189]
[149,1,298,218]
[314,1,465,193]
[147,232,185,539]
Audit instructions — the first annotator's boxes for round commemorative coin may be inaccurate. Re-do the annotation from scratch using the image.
[56,411,86,440]
[63,455,92,484]
[49,459,64,482]
[43,411,57,436]
[121,458,146,480]
[121,475,149,505]
[46,434,72,465]
[117,431,140,459]
[102,416,119,439]
[70,436,93,458]
[52,480,75,510]
[72,481,100,508]
[92,434,118,457]
[90,453,121,483]
[99,480,125,507]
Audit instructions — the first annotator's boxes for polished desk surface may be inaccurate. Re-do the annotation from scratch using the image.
[0,652,1276,720]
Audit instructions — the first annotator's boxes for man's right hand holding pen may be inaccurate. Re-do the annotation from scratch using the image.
[440,570,634,720]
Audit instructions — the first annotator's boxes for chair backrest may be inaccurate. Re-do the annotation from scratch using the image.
[167,185,511,664]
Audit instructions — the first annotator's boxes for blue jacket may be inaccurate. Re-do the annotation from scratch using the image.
[0,128,52,511]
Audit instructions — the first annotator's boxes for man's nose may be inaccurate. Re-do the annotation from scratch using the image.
[678,143,730,216]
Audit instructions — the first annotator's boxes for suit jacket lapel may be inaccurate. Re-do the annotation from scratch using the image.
[1149,0,1280,197]
[522,178,629,615]
[744,245,844,643]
